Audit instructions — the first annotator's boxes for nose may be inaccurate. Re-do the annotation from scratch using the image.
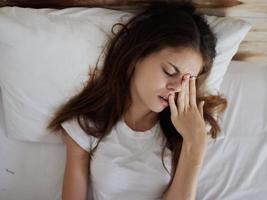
[166,73,190,93]
[166,78,182,93]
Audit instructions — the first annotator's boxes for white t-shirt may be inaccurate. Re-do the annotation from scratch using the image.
[61,117,173,200]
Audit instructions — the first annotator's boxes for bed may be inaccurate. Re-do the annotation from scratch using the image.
[0,1,267,200]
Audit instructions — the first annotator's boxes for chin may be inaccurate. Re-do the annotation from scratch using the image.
[144,96,168,113]
[150,103,168,113]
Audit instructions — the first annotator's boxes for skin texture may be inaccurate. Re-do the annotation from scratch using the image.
[163,72,208,200]
[123,46,203,133]
[62,133,90,200]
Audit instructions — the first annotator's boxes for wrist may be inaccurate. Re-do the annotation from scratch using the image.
[182,140,208,164]
[183,131,209,149]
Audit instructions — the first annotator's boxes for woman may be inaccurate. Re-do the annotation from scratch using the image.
[48,2,227,200]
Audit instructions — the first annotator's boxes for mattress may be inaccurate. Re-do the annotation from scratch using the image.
[0,60,267,200]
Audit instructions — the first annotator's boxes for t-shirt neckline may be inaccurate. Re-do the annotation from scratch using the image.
[118,117,160,139]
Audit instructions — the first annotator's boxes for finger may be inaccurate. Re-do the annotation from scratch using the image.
[184,76,190,111]
[198,101,205,118]
[189,76,197,107]
[169,93,178,117]
[178,78,186,114]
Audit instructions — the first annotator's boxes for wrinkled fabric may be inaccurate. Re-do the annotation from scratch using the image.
[61,118,173,200]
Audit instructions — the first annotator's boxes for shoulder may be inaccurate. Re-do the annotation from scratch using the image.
[61,118,98,152]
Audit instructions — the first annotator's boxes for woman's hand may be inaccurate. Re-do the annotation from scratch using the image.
[168,74,208,147]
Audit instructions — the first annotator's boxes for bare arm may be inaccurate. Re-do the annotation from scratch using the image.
[62,132,90,200]
[164,75,209,200]
[162,140,208,200]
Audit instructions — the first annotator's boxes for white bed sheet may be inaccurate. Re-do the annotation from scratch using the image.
[0,60,267,200]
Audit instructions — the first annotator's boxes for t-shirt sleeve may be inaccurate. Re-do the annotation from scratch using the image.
[61,118,98,152]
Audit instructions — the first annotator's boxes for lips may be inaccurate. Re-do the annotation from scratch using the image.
[160,95,168,101]
[159,95,169,106]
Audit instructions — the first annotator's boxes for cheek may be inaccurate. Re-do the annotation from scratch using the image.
[150,74,168,92]
[152,74,168,88]
[135,69,167,95]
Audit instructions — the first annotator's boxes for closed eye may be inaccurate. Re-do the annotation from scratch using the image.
[163,68,176,77]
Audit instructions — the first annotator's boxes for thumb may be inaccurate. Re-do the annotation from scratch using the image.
[198,101,205,118]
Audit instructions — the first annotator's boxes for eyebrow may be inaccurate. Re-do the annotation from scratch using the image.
[167,61,199,78]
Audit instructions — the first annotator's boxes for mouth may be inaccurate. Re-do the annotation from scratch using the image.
[158,95,169,106]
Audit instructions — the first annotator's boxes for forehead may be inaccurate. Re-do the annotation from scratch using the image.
[156,47,203,75]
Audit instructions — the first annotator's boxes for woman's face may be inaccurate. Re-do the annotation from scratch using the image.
[130,47,203,113]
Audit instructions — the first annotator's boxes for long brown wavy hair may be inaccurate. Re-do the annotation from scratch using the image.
[47,1,227,195]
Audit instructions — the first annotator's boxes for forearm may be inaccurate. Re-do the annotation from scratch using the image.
[163,141,208,200]
[62,157,89,200]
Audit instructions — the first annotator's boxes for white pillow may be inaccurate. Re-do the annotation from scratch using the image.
[0,6,251,143]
